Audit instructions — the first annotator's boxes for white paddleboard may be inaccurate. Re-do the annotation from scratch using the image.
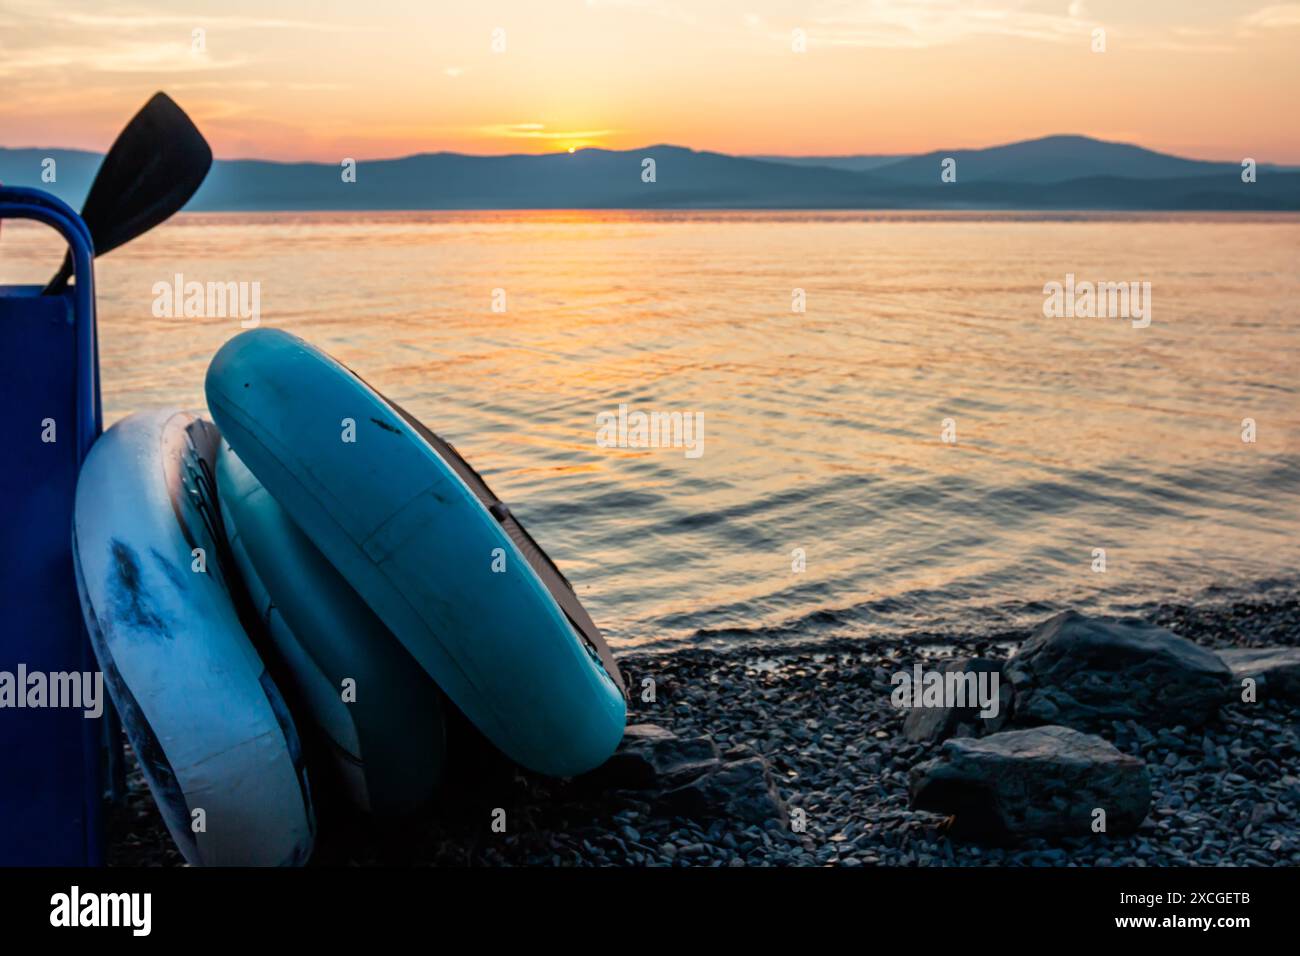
[72,409,314,866]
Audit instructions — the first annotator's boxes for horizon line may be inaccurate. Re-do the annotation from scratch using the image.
[1,133,1288,169]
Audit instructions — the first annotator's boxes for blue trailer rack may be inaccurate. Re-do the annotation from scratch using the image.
[0,186,106,865]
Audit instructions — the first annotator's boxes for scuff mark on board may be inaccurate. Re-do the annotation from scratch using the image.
[109,538,170,637]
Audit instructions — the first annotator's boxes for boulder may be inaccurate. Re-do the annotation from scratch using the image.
[909,725,1151,841]
[901,657,1013,743]
[659,756,789,827]
[582,724,787,826]
[1217,648,1300,703]
[1004,610,1231,730]
[583,723,719,790]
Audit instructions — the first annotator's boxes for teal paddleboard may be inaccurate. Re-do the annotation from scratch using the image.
[206,329,627,777]
[217,441,447,814]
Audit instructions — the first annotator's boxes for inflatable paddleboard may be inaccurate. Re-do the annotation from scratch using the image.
[206,328,627,777]
[217,441,447,815]
[72,410,314,865]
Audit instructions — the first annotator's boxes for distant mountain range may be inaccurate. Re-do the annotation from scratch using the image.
[2,135,1297,211]
[746,154,908,173]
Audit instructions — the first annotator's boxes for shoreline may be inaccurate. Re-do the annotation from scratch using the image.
[108,590,1300,866]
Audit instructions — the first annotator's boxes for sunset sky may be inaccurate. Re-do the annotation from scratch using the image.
[2,0,1298,162]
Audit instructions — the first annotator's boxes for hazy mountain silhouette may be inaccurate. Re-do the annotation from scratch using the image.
[863,134,1264,184]
[0,148,103,204]
[2,136,1296,211]
[190,146,882,210]
[746,154,908,173]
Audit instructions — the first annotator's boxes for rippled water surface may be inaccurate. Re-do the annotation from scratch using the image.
[4,210,1299,651]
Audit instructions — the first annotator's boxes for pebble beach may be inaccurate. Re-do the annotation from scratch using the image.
[108,591,1300,867]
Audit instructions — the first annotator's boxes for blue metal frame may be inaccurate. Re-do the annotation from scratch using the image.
[0,186,105,864]
[0,187,101,446]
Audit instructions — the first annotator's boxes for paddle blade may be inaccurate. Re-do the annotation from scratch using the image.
[45,92,211,292]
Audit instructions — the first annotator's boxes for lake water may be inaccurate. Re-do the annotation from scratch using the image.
[4,210,1299,652]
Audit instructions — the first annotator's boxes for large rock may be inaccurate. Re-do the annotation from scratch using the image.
[583,724,787,826]
[659,756,789,827]
[584,723,720,790]
[901,658,1013,744]
[909,725,1151,841]
[1004,610,1231,730]
[1217,648,1300,703]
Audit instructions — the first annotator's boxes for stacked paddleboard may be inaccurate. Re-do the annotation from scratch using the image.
[72,330,627,866]
[216,443,448,817]
[73,411,315,866]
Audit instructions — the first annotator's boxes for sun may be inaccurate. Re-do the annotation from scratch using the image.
[567,146,576,153]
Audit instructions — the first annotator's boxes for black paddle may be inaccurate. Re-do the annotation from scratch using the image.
[44,92,211,294]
